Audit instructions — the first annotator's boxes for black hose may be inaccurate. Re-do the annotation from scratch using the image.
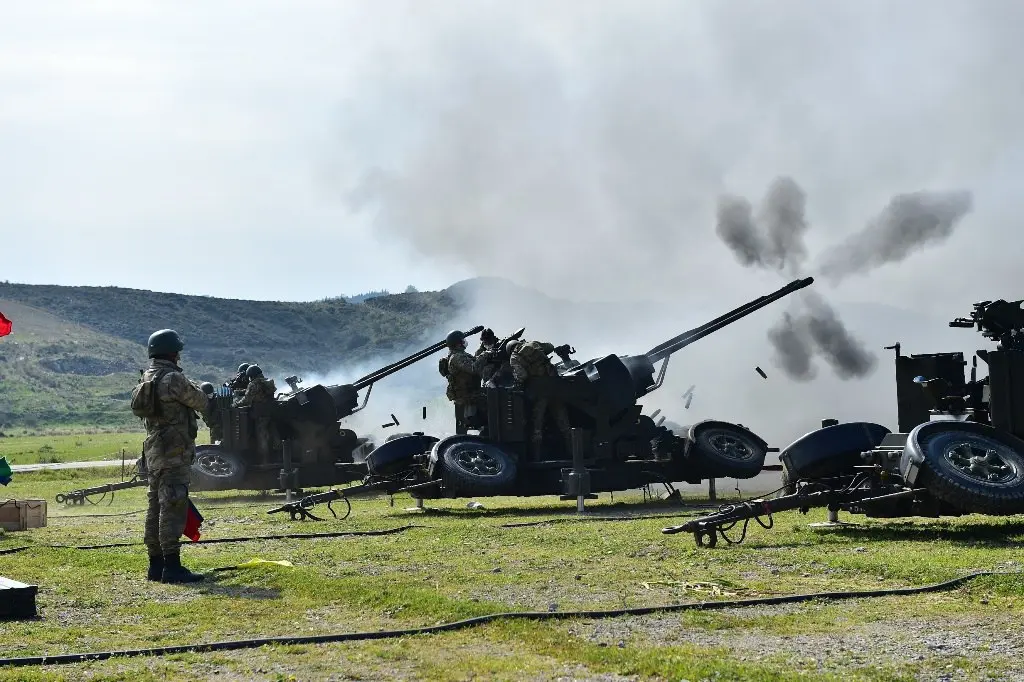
[0,525,421,556]
[499,511,710,528]
[0,570,1011,668]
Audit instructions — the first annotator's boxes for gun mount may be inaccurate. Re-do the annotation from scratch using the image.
[950,299,1024,351]
[277,278,814,517]
[667,294,1024,548]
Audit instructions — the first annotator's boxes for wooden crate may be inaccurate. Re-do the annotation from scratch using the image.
[0,499,47,531]
[0,576,38,620]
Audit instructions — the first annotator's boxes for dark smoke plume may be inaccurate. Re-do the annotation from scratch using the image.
[803,293,877,379]
[816,190,973,284]
[767,313,817,381]
[715,175,876,382]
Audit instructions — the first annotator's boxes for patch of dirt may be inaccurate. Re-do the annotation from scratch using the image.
[568,608,1024,681]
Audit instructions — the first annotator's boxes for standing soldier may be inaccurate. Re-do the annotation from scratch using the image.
[509,340,573,458]
[233,365,278,458]
[199,382,222,443]
[135,329,209,584]
[442,330,490,434]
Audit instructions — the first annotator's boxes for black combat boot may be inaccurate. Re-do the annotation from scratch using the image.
[160,552,205,584]
[147,553,164,581]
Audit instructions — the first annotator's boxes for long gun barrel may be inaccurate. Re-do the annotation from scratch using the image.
[645,277,814,364]
[321,326,485,420]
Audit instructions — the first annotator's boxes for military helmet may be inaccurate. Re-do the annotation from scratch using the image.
[237,362,250,373]
[246,364,264,379]
[480,328,497,344]
[147,329,184,358]
[200,382,215,395]
[445,330,465,347]
[503,339,521,355]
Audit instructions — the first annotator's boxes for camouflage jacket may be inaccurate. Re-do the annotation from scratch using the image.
[234,376,277,407]
[446,349,488,401]
[474,341,496,357]
[510,341,557,383]
[142,359,211,470]
[227,372,249,391]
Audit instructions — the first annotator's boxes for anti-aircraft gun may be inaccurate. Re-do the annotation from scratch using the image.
[664,299,1024,547]
[275,278,814,516]
[57,327,484,505]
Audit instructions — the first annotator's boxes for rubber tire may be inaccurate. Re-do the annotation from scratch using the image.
[779,462,796,496]
[689,421,767,479]
[901,421,1024,515]
[781,422,891,480]
[190,446,248,491]
[365,434,437,476]
[385,432,413,443]
[439,440,517,496]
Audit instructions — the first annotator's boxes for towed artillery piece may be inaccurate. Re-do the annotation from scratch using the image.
[271,278,814,518]
[664,298,1024,547]
[56,328,484,504]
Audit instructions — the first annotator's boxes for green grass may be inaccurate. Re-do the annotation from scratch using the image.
[0,432,144,465]
[1,445,1023,680]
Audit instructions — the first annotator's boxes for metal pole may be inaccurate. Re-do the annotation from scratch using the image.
[572,428,586,513]
[708,478,717,502]
[281,440,293,503]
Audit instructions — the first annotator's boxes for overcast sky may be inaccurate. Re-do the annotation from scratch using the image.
[2,0,1022,311]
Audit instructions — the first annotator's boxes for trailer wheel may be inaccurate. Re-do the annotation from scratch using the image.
[903,421,1024,515]
[779,462,796,496]
[690,422,767,479]
[385,432,413,443]
[191,447,247,491]
[439,440,517,495]
[781,422,890,479]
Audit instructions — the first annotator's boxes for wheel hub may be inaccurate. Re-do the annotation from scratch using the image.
[455,449,501,476]
[707,431,754,461]
[943,439,1017,484]
[197,453,234,477]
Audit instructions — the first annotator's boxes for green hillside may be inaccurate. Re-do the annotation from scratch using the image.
[0,283,459,431]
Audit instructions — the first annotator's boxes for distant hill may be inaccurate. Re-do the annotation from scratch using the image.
[0,282,462,430]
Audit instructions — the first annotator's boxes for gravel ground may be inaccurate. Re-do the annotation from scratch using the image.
[568,603,1024,681]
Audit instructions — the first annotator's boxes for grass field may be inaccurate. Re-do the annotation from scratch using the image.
[0,431,145,466]
[2,439,1024,680]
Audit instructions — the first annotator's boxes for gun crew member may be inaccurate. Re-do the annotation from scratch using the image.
[509,340,572,458]
[441,329,491,434]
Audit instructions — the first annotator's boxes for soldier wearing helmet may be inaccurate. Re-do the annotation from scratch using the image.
[139,329,209,584]
[226,362,251,391]
[233,364,277,408]
[474,328,499,357]
[443,329,490,434]
[199,382,222,443]
[510,340,573,459]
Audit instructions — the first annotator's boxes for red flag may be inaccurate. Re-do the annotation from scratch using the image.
[0,312,11,337]
[183,500,204,541]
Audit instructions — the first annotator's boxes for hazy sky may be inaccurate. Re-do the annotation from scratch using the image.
[2,0,1023,311]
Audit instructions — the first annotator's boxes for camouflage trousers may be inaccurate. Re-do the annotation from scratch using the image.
[144,465,191,555]
[453,400,479,435]
[530,398,572,457]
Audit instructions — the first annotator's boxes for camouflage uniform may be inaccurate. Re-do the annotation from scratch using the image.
[234,376,277,407]
[141,359,210,556]
[234,376,278,457]
[227,372,249,391]
[510,341,572,457]
[446,349,489,434]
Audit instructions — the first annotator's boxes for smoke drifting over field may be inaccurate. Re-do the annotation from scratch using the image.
[323,1,1020,444]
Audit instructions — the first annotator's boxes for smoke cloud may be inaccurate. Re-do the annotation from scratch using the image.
[817,190,974,284]
[714,176,877,381]
[319,1,1024,448]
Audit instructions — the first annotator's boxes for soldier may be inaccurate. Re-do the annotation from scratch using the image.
[233,365,276,407]
[139,329,209,584]
[233,365,278,458]
[199,382,222,443]
[474,328,498,357]
[226,362,251,391]
[443,330,490,434]
[509,339,572,458]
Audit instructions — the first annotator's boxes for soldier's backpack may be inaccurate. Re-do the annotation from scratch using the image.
[438,356,449,377]
[130,368,173,419]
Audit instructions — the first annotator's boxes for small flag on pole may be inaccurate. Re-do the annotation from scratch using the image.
[183,500,204,541]
[0,312,11,338]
